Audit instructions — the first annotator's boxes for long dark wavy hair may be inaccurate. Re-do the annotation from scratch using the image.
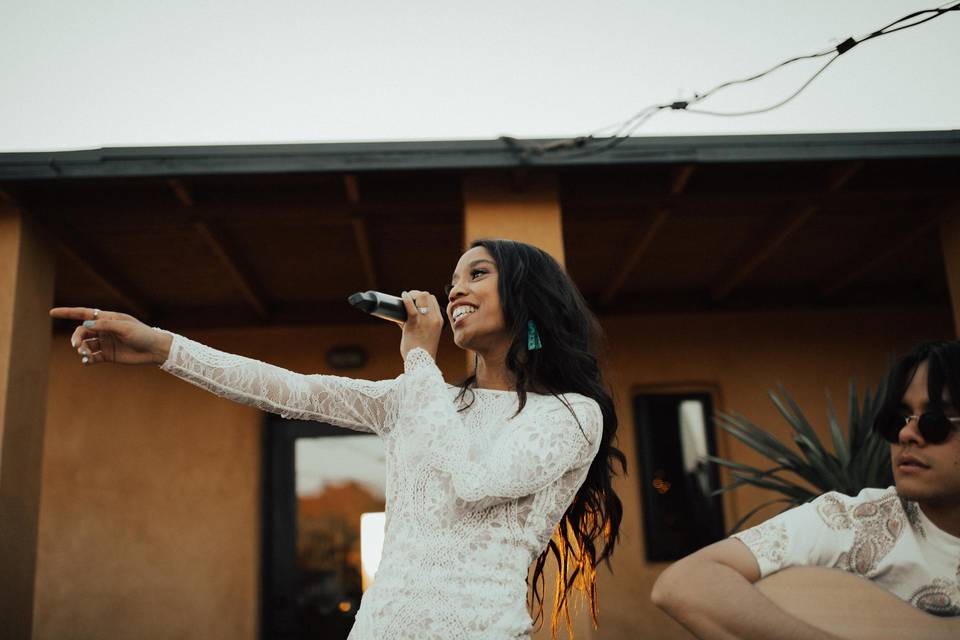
[454,238,626,637]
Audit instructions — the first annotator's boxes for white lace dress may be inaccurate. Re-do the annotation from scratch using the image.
[160,333,603,639]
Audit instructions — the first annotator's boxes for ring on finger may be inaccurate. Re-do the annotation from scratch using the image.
[412,295,428,314]
[93,308,100,320]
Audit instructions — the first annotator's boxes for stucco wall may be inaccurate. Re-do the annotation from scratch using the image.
[33,307,953,639]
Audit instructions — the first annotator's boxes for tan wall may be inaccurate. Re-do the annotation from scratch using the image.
[34,307,953,639]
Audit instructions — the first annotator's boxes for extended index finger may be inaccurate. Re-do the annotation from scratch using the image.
[49,307,122,322]
[50,307,98,321]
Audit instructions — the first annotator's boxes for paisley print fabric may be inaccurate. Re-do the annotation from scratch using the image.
[733,487,960,617]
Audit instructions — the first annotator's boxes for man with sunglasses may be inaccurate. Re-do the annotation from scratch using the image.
[652,340,960,639]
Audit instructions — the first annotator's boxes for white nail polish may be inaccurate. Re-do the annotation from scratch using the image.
[71,339,76,348]
[81,356,89,364]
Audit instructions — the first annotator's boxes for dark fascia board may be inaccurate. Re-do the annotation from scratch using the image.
[1,130,958,180]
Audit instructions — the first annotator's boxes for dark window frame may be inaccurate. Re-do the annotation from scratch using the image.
[261,416,374,640]
[632,386,726,563]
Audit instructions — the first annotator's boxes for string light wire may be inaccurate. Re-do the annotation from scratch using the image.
[503,2,959,159]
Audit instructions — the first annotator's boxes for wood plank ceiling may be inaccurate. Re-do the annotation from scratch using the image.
[3,155,957,331]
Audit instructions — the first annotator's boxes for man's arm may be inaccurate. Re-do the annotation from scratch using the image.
[650,538,840,640]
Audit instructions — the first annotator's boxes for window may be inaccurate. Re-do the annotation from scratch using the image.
[633,392,725,562]
[262,418,386,640]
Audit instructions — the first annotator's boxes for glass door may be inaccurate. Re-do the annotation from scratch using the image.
[262,418,385,640]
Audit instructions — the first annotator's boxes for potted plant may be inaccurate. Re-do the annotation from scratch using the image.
[709,379,893,532]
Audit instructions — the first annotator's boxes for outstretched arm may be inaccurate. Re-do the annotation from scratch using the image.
[161,332,400,433]
[50,306,401,434]
[651,539,840,640]
[52,290,445,433]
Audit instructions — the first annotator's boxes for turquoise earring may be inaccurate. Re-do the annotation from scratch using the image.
[527,320,542,351]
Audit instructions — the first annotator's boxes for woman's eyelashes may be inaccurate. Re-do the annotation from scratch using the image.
[445,269,491,296]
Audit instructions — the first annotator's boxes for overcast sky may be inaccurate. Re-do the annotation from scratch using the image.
[296,436,386,499]
[1,1,957,152]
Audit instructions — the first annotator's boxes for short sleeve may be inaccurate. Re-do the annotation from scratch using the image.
[731,493,854,578]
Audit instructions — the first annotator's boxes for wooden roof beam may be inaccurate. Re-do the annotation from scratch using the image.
[193,219,269,319]
[827,160,864,192]
[562,185,950,211]
[342,174,361,206]
[8,191,153,319]
[172,176,268,317]
[710,161,865,302]
[821,205,954,297]
[351,215,378,291]
[670,163,697,196]
[599,164,695,306]
[41,222,153,320]
[343,175,378,290]
[167,179,195,207]
[599,209,669,307]
[711,205,819,302]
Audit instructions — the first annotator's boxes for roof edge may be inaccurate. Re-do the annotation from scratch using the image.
[1,130,958,180]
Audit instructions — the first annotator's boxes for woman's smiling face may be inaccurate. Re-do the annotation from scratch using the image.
[446,246,510,353]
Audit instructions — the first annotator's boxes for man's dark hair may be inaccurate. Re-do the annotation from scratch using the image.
[874,340,960,435]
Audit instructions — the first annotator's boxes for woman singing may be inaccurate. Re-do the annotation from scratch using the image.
[50,239,625,639]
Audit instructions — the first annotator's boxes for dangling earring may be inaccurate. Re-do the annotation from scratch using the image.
[474,352,479,372]
[527,320,542,351]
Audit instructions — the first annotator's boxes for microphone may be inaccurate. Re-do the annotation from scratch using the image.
[348,291,407,322]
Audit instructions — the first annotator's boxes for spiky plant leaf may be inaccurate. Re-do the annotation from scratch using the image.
[729,472,818,501]
[717,414,830,491]
[702,454,785,478]
[712,379,893,532]
[825,389,850,469]
[847,380,862,450]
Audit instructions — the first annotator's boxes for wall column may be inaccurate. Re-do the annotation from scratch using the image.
[941,214,960,337]
[0,203,55,639]
[462,171,592,640]
[463,171,565,263]
[461,170,567,369]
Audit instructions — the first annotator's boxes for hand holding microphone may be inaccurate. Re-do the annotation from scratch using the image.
[349,289,442,361]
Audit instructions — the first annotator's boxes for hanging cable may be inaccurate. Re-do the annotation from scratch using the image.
[504,1,959,159]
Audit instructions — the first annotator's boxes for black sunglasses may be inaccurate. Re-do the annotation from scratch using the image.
[876,411,960,444]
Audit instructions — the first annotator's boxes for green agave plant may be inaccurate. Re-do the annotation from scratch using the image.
[708,378,894,533]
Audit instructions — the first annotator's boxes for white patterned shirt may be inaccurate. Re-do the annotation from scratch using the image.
[160,334,602,639]
[733,486,960,616]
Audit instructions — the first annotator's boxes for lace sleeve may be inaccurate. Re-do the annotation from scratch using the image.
[402,349,602,503]
[160,332,401,435]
